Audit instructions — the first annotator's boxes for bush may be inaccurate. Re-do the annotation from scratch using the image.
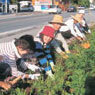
[0,27,95,95]
[78,0,90,7]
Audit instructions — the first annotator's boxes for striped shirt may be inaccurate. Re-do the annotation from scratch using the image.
[0,40,24,77]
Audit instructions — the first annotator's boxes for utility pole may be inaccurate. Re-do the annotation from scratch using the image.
[5,0,7,13]
[52,0,54,5]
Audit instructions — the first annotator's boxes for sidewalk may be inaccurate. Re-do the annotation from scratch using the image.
[0,25,43,43]
[0,11,48,19]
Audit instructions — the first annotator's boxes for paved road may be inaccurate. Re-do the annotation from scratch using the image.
[0,11,94,34]
[0,11,76,40]
[0,11,78,33]
[0,12,50,33]
[0,11,95,42]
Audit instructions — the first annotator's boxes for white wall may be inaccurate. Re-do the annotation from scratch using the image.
[89,0,94,3]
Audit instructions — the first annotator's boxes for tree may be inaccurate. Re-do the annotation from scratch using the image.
[78,0,90,7]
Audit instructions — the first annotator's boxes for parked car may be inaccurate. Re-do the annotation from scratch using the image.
[67,6,77,12]
[89,4,95,11]
[19,1,34,12]
[77,6,85,10]
[89,4,95,10]
[45,5,62,14]
[20,5,34,12]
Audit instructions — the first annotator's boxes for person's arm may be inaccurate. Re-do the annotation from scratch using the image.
[74,25,86,39]
[44,45,55,70]
[60,25,70,32]
[81,19,91,34]
[36,26,45,38]
[0,81,11,91]
[25,62,43,72]
[81,19,86,27]
[65,19,78,37]
[10,63,25,77]
[6,54,26,77]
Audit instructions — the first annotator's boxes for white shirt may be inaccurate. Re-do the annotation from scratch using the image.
[65,18,85,38]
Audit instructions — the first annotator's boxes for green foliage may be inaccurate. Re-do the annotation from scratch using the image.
[8,88,26,95]
[70,0,90,7]
[1,27,95,95]
[78,0,90,7]
[10,0,17,4]
[30,29,95,95]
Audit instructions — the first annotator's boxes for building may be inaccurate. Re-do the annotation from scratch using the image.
[32,0,61,6]
[0,0,10,12]
[89,0,94,3]
[32,0,65,11]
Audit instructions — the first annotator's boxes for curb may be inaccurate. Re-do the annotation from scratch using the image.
[0,12,48,20]
[0,26,38,38]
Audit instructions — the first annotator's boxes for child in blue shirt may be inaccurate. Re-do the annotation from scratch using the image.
[34,26,55,78]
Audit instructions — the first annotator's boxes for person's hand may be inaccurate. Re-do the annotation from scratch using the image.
[22,73,40,80]
[27,64,43,72]
[28,74,40,80]
[50,62,55,71]
[88,30,91,34]
[22,74,29,79]
[46,70,54,79]
[76,36,82,41]
[82,37,86,41]
[0,81,11,91]
[8,76,22,85]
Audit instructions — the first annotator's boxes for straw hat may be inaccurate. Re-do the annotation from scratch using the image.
[49,15,64,25]
[71,14,82,23]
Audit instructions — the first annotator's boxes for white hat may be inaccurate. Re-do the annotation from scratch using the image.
[78,10,85,14]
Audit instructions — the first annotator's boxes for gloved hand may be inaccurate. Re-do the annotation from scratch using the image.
[60,52,69,59]
[46,70,54,79]
[88,29,91,33]
[25,63,44,72]
[28,74,40,80]
[49,62,55,71]
[66,50,71,54]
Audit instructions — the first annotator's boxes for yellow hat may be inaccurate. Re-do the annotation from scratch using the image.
[49,15,64,25]
[71,14,82,23]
